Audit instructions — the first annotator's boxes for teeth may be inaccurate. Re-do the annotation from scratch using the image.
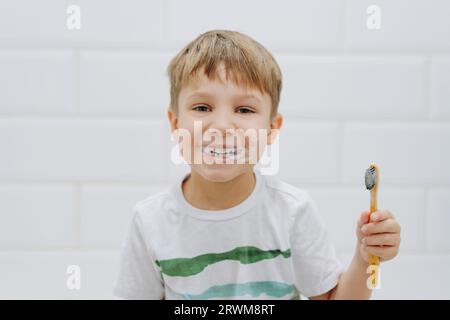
[203,147,243,157]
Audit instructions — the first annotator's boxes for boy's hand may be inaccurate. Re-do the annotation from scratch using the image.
[356,209,401,264]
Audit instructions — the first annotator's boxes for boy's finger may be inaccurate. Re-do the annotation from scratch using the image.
[362,233,400,246]
[361,219,400,235]
[369,209,394,222]
[357,210,371,228]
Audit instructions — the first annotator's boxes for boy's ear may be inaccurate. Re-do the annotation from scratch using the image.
[167,107,178,133]
[268,112,283,145]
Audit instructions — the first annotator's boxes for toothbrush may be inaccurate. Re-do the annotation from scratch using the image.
[364,163,380,287]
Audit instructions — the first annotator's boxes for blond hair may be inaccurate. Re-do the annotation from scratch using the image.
[167,30,282,120]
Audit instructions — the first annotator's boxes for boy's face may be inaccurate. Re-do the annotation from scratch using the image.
[168,63,282,182]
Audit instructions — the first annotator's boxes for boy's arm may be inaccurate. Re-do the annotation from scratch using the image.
[310,248,371,300]
[311,209,401,300]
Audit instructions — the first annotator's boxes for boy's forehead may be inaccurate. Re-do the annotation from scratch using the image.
[182,67,265,100]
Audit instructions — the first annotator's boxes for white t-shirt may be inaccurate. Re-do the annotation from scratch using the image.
[113,169,345,300]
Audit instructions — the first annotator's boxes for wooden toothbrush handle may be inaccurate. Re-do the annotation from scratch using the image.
[369,188,380,266]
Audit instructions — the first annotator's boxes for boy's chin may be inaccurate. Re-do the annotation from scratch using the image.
[191,164,254,183]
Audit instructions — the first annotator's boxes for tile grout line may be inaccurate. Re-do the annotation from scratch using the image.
[341,0,350,52]
[423,187,429,253]
[73,48,79,113]
[425,54,433,120]
[337,120,345,184]
[74,183,81,249]
[162,0,170,49]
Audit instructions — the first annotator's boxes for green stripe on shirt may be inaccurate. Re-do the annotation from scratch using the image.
[155,245,291,277]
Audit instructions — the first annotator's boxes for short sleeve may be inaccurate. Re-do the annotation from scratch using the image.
[289,192,345,299]
[113,205,165,299]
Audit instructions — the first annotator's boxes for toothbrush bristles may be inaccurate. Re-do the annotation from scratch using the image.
[365,166,377,190]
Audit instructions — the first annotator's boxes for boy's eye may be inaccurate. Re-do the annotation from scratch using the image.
[237,107,255,114]
[193,105,210,112]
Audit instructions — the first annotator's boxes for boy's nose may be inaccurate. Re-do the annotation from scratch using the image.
[208,111,236,133]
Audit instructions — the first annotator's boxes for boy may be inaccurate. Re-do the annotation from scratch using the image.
[113,30,401,300]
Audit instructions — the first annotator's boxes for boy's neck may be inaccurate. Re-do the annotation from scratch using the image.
[182,170,256,211]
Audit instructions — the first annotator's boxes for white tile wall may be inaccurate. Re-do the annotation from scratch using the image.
[426,189,450,252]
[167,0,344,50]
[0,185,77,248]
[277,121,340,183]
[342,123,450,185]
[0,0,164,48]
[0,50,75,114]
[79,52,173,116]
[346,0,450,51]
[431,57,450,119]
[337,252,450,299]
[79,184,169,248]
[0,250,120,299]
[0,118,170,182]
[278,55,428,120]
[0,0,449,299]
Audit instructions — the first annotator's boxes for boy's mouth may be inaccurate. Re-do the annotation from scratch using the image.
[202,146,245,161]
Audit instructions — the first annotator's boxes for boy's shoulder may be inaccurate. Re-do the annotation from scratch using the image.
[132,186,177,218]
[264,176,325,230]
[264,174,312,206]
